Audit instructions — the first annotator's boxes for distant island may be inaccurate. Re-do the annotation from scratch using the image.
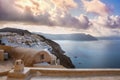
[36,33,98,41]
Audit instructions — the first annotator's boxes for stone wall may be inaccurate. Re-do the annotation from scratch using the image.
[0,50,4,61]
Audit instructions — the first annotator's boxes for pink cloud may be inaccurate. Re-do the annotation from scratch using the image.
[95,15,120,28]
[81,0,111,16]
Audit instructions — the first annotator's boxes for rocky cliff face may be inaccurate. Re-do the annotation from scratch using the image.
[0,28,75,68]
[43,38,75,68]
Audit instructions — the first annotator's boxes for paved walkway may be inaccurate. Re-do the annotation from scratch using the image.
[1,75,120,80]
[31,76,120,80]
[0,76,7,80]
[0,60,13,73]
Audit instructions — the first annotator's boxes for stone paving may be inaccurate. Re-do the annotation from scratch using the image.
[31,76,120,80]
[0,60,13,73]
[0,75,120,80]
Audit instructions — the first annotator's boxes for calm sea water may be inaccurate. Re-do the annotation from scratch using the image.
[55,40,120,68]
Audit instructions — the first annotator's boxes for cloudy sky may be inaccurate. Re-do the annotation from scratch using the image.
[0,0,120,36]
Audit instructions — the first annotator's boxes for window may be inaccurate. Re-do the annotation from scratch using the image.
[40,54,44,60]
[16,62,19,65]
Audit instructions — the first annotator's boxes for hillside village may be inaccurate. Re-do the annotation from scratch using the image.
[0,31,65,79]
[0,32,52,51]
[0,32,59,69]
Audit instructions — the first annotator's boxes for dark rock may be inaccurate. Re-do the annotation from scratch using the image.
[74,56,78,58]
[43,38,75,68]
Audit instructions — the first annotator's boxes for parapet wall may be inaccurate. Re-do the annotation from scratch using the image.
[2,67,120,79]
[30,68,120,77]
[0,70,9,76]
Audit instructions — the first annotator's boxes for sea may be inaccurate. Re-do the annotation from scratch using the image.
[55,40,120,68]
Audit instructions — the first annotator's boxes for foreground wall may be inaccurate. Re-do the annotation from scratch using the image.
[30,68,120,77]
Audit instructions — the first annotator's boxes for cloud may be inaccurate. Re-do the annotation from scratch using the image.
[1,0,119,37]
[81,0,111,16]
[0,0,91,29]
[84,15,120,36]
[93,15,120,29]
[79,14,92,28]
[51,0,77,12]
[0,0,19,20]
[86,25,120,37]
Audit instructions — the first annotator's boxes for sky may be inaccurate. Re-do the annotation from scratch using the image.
[0,0,120,37]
